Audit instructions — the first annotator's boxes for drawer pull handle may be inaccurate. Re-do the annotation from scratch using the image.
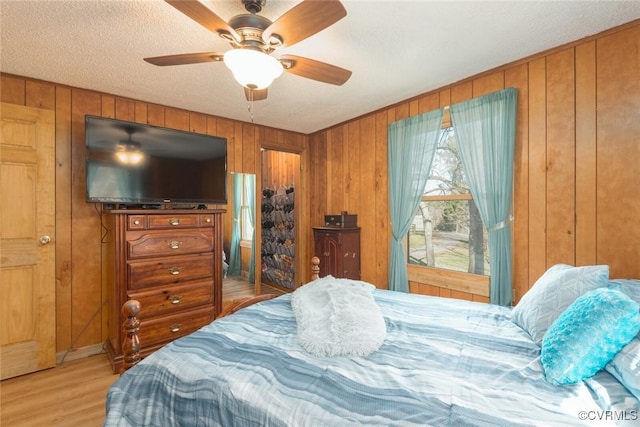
[167,295,182,304]
[169,218,180,226]
[133,219,140,225]
[168,267,181,275]
[169,323,182,333]
[168,241,182,249]
[323,251,330,257]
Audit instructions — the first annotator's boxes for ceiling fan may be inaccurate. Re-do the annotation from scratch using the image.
[144,0,352,101]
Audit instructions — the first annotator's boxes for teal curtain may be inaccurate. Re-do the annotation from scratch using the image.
[246,174,256,284]
[228,172,243,276]
[388,108,444,292]
[450,88,518,306]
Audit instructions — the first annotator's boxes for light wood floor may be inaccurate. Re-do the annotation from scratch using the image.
[0,277,289,427]
[222,275,289,306]
[0,353,116,427]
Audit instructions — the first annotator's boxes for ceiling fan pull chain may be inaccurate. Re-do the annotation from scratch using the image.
[247,89,255,123]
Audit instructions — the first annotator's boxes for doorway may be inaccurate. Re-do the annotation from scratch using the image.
[259,149,300,292]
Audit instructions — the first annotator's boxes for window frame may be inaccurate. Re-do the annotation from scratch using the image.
[239,174,254,246]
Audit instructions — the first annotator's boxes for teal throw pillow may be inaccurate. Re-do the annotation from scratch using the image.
[540,287,640,385]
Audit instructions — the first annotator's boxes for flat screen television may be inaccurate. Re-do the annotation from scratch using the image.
[85,115,227,206]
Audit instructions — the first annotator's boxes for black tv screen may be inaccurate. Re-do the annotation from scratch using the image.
[85,115,227,205]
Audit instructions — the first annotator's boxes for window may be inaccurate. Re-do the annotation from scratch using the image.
[240,174,254,244]
[407,127,490,276]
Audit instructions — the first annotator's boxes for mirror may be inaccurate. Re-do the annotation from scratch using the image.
[223,173,256,299]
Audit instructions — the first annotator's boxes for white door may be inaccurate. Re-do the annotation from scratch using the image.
[0,102,56,379]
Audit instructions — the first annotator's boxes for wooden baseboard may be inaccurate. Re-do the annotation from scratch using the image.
[56,343,105,365]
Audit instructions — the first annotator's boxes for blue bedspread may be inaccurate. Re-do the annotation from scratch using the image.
[105,290,639,426]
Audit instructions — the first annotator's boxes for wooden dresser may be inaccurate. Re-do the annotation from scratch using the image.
[312,226,361,280]
[103,209,224,373]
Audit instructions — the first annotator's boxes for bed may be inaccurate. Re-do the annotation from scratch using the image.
[104,260,640,426]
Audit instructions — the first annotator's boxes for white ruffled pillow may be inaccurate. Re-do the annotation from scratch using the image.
[291,275,386,357]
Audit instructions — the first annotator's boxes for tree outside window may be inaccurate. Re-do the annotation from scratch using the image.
[407,127,490,276]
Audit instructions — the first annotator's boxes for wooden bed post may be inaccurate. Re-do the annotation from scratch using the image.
[311,256,320,281]
[121,299,141,374]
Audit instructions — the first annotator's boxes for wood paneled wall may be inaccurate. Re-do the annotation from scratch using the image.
[309,20,640,302]
[0,75,308,354]
[1,19,637,354]
[262,150,300,190]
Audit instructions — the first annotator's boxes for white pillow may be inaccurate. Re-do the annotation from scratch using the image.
[606,338,640,400]
[605,279,640,400]
[511,264,609,345]
[608,279,640,304]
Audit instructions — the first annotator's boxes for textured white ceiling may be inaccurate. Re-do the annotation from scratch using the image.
[2,1,639,134]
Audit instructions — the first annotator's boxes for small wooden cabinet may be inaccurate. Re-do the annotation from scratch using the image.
[313,226,361,280]
[103,209,224,373]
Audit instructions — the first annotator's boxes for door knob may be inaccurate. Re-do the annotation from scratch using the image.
[39,235,52,245]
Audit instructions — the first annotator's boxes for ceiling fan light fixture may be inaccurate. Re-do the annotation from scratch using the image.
[115,147,144,165]
[223,49,283,90]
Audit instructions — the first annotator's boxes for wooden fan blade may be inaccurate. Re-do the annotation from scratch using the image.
[244,87,268,101]
[263,0,346,48]
[165,0,240,41]
[144,52,224,66]
[279,55,351,86]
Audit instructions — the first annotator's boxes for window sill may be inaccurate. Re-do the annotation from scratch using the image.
[407,264,489,298]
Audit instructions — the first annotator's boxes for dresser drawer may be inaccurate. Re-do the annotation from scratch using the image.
[128,215,146,230]
[128,280,213,318]
[128,253,213,289]
[127,214,215,230]
[126,229,214,259]
[137,307,214,348]
[147,214,199,229]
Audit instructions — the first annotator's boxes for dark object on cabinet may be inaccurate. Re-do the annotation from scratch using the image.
[312,226,360,280]
[103,209,224,373]
[324,212,357,228]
